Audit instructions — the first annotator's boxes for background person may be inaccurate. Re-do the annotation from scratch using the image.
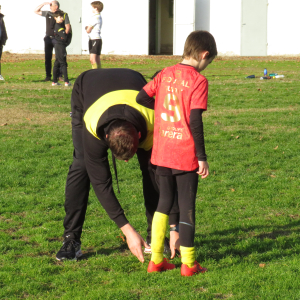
[52,11,72,87]
[56,68,179,263]
[137,30,217,276]
[34,1,70,81]
[85,1,103,69]
[0,5,8,81]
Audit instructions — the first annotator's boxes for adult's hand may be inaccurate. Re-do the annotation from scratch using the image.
[170,229,180,259]
[120,223,150,263]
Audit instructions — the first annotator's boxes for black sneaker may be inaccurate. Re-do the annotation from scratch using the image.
[44,76,51,81]
[144,236,171,255]
[56,239,82,261]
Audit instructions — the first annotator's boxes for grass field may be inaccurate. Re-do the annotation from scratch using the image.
[0,53,300,299]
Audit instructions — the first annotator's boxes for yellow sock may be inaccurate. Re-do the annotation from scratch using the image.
[91,63,97,69]
[151,212,168,264]
[180,246,195,268]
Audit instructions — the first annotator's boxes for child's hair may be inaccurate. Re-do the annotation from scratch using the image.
[182,30,217,60]
[52,10,65,18]
[91,1,104,13]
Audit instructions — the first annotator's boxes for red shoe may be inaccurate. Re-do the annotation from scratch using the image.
[181,261,207,276]
[147,258,175,273]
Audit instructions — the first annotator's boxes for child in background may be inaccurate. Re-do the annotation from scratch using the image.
[136,30,217,276]
[85,1,103,69]
[52,11,72,87]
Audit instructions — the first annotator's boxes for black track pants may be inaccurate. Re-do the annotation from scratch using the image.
[44,36,62,78]
[53,43,68,83]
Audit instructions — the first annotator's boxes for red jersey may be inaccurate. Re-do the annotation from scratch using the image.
[143,64,208,171]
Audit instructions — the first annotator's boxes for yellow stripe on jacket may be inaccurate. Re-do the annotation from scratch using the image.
[83,90,154,151]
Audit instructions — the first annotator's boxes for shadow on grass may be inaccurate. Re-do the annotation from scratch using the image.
[195,219,300,262]
[79,243,129,260]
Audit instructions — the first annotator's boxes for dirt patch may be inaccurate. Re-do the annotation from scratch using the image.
[2,52,300,63]
[0,105,69,125]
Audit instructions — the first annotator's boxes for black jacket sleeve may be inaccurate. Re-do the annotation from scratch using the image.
[190,109,207,161]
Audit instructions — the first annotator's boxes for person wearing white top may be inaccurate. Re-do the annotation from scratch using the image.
[85,1,103,69]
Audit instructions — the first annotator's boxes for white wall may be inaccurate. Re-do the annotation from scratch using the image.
[82,0,149,55]
[267,0,300,55]
[210,0,241,56]
[3,0,47,53]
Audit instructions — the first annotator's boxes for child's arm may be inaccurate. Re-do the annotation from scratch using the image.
[136,89,155,109]
[190,109,209,178]
[136,71,162,109]
[85,25,93,33]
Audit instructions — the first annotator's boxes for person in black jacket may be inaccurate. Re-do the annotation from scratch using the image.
[55,68,180,262]
[52,11,72,87]
[34,1,71,81]
[0,6,8,81]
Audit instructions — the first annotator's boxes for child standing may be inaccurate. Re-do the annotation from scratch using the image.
[136,30,217,276]
[52,11,72,87]
[85,1,103,69]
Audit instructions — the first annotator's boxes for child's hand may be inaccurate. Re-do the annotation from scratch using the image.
[197,161,209,178]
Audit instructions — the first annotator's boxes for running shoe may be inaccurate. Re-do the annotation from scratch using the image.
[147,258,175,273]
[56,239,82,261]
[65,82,72,87]
[0,75,4,81]
[181,261,207,277]
[52,82,61,86]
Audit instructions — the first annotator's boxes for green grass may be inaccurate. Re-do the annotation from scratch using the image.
[0,54,300,299]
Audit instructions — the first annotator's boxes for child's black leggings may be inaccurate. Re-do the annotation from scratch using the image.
[53,43,68,83]
[156,171,199,247]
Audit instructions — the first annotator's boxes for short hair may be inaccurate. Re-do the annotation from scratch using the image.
[52,10,64,18]
[91,1,103,12]
[52,1,60,9]
[182,30,217,61]
[106,120,139,160]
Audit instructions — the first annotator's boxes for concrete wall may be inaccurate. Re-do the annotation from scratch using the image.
[195,0,210,31]
[2,0,300,56]
[4,0,49,53]
[267,0,300,55]
[210,0,241,56]
[82,0,149,55]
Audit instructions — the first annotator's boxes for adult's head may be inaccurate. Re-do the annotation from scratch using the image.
[106,120,140,161]
[50,1,60,13]
[182,30,217,61]
[91,1,103,13]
